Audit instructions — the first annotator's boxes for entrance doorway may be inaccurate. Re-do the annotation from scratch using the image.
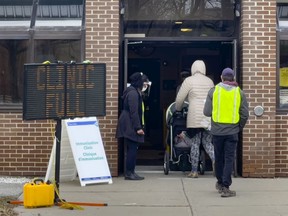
[119,39,238,173]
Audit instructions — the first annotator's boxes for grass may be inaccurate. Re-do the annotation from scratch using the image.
[0,196,19,216]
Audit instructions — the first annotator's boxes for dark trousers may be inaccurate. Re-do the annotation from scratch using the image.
[124,138,139,175]
[213,134,238,188]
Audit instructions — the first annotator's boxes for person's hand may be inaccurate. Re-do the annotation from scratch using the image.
[177,131,185,139]
[137,129,145,135]
[174,111,182,118]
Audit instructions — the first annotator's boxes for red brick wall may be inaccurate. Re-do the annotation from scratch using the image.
[241,0,277,177]
[0,113,53,176]
[85,0,119,176]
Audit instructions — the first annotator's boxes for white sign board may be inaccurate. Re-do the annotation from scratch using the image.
[45,117,112,186]
[45,137,78,183]
[65,117,112,186]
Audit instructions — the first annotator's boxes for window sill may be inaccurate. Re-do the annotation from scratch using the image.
[0,103,22,112]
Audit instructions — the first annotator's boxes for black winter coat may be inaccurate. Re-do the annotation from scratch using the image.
[116,86,144,143]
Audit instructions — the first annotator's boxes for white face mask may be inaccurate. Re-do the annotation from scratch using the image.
[142,84,148,92]
[141,81,151,92]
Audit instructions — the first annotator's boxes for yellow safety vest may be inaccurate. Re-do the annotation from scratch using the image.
[142,102,145,126]
[212,85,241,124]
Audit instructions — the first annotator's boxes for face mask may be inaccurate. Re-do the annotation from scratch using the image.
[142,81,152,92]
[142,84,148,92]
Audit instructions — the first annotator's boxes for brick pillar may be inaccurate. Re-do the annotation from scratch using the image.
[240,0,276,177]
[85,0,119,176]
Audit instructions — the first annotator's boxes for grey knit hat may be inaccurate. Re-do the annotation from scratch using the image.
[221,68,235,77]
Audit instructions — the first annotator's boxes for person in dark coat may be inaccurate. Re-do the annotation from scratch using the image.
[116,72,150,180]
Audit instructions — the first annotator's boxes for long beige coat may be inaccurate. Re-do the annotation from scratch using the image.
[175,60,214,128]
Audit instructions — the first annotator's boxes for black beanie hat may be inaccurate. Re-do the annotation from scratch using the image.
[130,72,148,89]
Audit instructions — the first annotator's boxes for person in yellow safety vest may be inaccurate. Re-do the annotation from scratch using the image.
[203,67,249,198]
[116,72,151,181]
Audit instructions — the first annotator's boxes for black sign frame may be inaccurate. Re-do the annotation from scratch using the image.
[23,63,106,120]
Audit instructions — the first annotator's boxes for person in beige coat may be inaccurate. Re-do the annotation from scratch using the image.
[175,60,215,178]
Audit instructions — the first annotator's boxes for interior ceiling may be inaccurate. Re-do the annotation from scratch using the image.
[128,41,223,49]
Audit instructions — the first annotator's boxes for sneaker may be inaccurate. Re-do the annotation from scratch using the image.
[221,187,236,198]
[187,172,198,178]
[215,182,223,193]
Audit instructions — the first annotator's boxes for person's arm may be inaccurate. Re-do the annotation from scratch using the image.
[175,79,190,111]
[239,90,249,130]
[127,90,142,132]
[203,88,214,117]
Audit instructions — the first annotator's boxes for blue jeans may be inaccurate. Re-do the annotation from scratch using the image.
[213,134,238,188]
[124,138,139,175]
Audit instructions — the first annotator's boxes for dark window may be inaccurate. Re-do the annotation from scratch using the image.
[34,40,81,63]
[0,40,28,104]
[123,0,236,37]
[0,0,84,107]
[0,39,81,105]
[278,40,288,109]
[277,4,288,110]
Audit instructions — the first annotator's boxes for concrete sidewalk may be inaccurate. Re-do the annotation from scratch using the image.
[13,167,288,216]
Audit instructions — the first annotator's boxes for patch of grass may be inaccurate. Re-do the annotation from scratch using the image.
[0,196,19,216]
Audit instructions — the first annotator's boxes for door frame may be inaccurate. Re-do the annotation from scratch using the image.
[119,37,239,174]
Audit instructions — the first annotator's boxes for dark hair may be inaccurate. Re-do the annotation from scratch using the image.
[180,71,190,79]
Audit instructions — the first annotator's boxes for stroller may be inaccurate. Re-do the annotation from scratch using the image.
[163,101,206,175]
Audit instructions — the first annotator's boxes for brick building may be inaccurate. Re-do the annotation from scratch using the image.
[0,0,288,178]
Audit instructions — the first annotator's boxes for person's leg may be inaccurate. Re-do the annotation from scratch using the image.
[125,138,137,174]
[201,130,215,162]
[222,134,238,188]
[186,129,201,178]
[213,135,225,186]
[220,134,238,197]
[124,138,143,180]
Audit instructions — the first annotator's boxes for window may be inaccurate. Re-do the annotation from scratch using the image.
[0,0,84,107]
[277,4,288,110]
[34,40,81,63]
[278,39,288,109]
[123,0,237,37]
[0,40,28,104]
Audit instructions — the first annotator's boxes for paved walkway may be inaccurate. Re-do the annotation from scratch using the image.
[11,167,288,216]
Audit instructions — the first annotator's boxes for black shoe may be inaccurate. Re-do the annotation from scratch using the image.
[125,173,144,180]
[133,172,145,180]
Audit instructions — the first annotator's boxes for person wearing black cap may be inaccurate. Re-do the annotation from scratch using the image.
[203,67,249,197]
[116,72,151,180]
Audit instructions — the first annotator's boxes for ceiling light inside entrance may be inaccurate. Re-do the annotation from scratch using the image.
[180,28,193,32]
